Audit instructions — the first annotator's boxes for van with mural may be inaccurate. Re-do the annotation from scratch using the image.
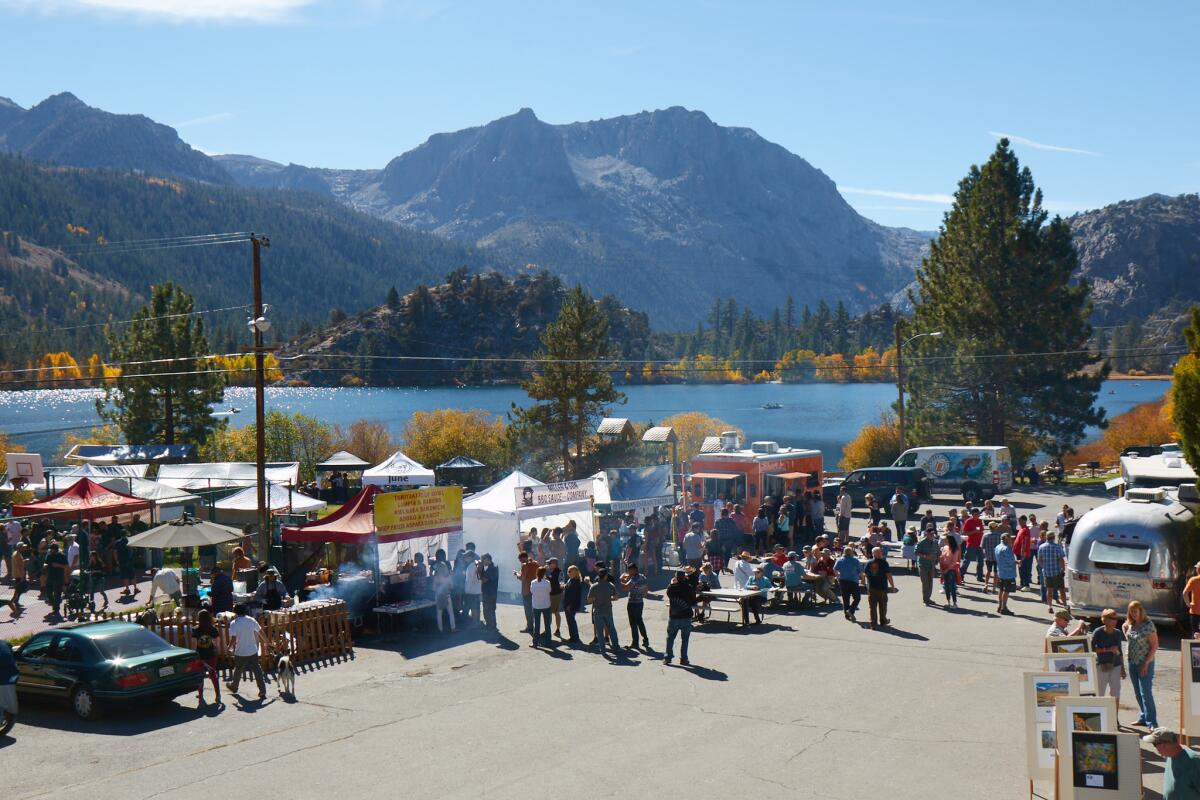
[891,446,1013,502]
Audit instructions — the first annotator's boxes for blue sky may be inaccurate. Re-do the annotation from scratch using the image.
[1,0,1196,230]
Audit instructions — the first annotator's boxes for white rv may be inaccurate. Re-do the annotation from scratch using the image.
[1067,483,1199,626]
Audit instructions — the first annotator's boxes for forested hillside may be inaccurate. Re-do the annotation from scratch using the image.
[0,155,498,358]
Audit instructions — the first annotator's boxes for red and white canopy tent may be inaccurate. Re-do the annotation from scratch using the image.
[12,477,152,522]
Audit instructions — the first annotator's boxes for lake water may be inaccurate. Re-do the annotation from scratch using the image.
[0,379,1171,463]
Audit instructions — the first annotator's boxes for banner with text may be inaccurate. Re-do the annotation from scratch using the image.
[374,486,463,543]
[515,479,594,510]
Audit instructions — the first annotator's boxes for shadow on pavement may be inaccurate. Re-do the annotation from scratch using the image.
[14,696,204,735]
[677,663,728,681]
[871,625,928,641]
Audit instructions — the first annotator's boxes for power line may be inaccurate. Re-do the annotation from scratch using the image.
[0,304,252,341]
[50,232,250,253]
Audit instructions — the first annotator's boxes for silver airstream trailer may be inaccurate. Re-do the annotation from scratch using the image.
[1067,483,1198,625]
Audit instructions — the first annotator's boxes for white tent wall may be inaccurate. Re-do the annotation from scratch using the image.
[466,507,593,595]
[376,533,450,574]
[461,470,596,595]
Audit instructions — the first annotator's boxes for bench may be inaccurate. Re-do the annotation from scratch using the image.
[704,599,744,624]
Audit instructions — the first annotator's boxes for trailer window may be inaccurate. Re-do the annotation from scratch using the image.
[894,452,917,468]
[1088,541,1151,571]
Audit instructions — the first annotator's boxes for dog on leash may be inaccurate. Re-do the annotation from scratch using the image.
[274,654,296,697]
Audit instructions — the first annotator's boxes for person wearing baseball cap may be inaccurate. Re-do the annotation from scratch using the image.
[915,526,940,605]
[1143,728,1200,797]
[1046,608,1086,639]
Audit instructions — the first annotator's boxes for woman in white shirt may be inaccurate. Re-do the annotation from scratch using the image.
[529,567,552,648]
[463,556,482,625]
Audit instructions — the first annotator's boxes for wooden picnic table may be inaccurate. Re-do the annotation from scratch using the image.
[701,588,769,625]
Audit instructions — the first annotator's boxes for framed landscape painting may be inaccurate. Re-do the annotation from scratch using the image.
[1045,653,1098,695]
[1048,635,1090,655]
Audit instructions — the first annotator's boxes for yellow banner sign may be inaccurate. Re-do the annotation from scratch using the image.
[373,486,463,542]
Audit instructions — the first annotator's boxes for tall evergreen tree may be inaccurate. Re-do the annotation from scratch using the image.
[510,286,625,475]
[905,139,1105,454]
[832,301,851,355]
[98,282,224,446]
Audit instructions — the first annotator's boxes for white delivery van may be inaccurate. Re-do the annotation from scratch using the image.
[892,446,1013,502]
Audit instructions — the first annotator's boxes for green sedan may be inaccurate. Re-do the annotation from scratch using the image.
[14,621,205,719]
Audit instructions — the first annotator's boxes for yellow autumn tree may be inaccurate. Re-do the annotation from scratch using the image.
[840,413,902,471]
[661,412,745,461]
[401,409,508,471]
[814,353,850,383]
[332,419,399,466]
[1103,398,1178,457]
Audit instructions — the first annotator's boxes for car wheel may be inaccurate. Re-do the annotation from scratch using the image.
[71,685,102,720]
[0,711,13,737]
[962,484,981,503]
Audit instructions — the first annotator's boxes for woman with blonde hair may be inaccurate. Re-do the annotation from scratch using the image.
[1123,600,1159,728]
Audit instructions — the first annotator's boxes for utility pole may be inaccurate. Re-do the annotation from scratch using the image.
[250,234,271,560]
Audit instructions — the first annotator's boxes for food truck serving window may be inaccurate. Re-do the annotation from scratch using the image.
[1088,540,1151,571]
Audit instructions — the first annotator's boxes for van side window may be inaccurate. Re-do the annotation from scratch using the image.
[895,452,917,468]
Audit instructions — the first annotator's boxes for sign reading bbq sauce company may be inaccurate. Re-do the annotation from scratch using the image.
[516,480,594,509]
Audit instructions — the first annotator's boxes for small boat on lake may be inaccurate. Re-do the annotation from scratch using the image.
[761,402,783,410]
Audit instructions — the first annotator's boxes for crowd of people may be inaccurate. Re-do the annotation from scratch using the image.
[0,513,150,617]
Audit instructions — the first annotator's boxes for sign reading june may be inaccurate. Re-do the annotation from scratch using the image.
[373,486,463,542]
[515,480,594,509]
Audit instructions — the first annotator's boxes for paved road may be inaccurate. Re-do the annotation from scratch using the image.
[1,485,1177,800]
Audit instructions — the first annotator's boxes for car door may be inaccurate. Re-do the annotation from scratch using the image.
[14,634,57,695]
[43,636,87,698]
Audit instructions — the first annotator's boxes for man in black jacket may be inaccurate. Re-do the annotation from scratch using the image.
[664,569,698,666]
[478,554,499,633]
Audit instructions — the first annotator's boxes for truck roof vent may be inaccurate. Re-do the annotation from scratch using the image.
[751,441,779,455]
[1179,483,1200,507]
[719,431,741,452]
[1127,487,1166,503]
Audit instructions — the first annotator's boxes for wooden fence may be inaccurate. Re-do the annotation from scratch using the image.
[90,599,353,676]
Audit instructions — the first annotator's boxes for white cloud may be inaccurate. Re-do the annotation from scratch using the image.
[174,112,233,128]
[988,131,1099,156]
[0,0,316,23]
[840,186,954,204]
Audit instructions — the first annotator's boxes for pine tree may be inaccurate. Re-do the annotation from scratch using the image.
[98,282,224,446]
[905,139,1106,454]
[510,286,625,475]
[385,286,401,309]
[832,301,851,355]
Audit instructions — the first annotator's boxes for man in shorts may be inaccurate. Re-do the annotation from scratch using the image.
[1037,531,1068,613]
[993,532,1018,615]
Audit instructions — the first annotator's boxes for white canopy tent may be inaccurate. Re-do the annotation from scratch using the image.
[462,471,594,594]
[157,462,300,490]
[362,451,435,488]
[212,483,326,524]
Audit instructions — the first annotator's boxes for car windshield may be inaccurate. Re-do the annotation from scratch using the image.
[94,628,173,660]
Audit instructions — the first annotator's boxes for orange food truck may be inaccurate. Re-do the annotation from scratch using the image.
[687,433,823,528]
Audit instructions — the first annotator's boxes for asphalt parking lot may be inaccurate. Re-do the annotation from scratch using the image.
[1,484,1179,800]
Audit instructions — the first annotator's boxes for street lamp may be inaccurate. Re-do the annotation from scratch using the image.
[894,323,944,453]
